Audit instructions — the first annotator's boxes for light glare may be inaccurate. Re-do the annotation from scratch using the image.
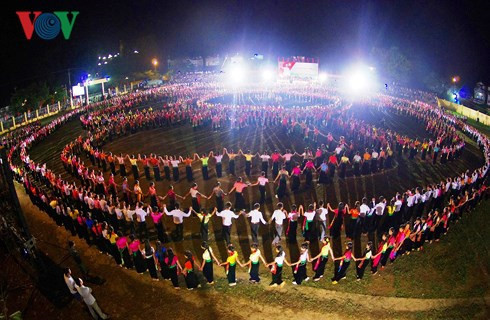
[229,65,245,84]
[262,69,273,81]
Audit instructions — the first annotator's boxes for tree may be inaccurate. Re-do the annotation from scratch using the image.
[371,46,412,85]
[422,71,447,95]
[9,82,65,115]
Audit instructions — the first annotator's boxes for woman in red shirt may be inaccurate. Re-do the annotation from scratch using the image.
[328,153,338,178]
[158,185,184,211]
[183,251,199,290]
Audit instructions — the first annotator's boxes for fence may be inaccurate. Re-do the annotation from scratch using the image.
[0,101,80,135]
[437,98,490,126]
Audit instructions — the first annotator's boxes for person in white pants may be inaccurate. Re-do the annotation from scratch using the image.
[269,202,287,244]
[76,278,109,319]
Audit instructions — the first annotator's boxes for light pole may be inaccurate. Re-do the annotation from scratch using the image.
[152,58,158,72]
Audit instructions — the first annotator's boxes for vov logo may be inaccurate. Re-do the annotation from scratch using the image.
[16,11,79,40]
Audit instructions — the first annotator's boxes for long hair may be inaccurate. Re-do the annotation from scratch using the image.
[276,245,284,258]
[144,239,153,255]
[184,250,194,269]
[201,241,210,255]
[167,247,175,263]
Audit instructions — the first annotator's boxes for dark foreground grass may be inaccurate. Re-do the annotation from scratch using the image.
[391,198,490,299]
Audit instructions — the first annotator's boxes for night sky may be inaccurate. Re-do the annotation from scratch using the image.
[2,0,490,105]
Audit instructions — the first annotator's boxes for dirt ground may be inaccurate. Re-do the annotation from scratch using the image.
[14,185,489,319]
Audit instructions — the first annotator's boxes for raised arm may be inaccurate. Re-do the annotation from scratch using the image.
[298,205,304,216]
[183,208,192,218]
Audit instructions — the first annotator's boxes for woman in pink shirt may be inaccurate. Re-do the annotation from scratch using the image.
[228,177,249,210]
[116,232,133,269]
[150,207,166,242]
[302,160,315,187]
[252,172,269,204]
[291,164,302,192]
[128,235,146,274]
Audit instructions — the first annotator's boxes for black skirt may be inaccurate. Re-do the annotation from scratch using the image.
[133,251,147,273]
[276,178,287,198]
[291,175,300,192]
[185,270,199,289]
[173,167,180,181]
[164,166,171,180]
[249,262,260,282]
[216,162,222,177]
[319,170,329,184]
[203,261,214,283]
[228,160,235,175]
[186,166,193,181]
[132,165,139,179]
[227,264,236,284]
[145,255,158,279]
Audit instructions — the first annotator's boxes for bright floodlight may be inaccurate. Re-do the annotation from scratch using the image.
[262,69,273,81]
[229,65,245,84]
[348,72,368,92]
[319,73,328,82]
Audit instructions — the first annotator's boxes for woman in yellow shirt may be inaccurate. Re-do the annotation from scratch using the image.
[311,237,333,281]
[126,154,139,179]
[220,245,242,286]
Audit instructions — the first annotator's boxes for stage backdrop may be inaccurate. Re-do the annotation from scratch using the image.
[278,61,318,79]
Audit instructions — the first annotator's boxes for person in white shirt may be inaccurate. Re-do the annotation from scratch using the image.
[302,203,317,242]
[374,196,386,230]
[164,203,191,241]
[269,202,287,244]
[316,201,328,240]
[87,194,95,210]
[260,153,271,176]
[76,278,109,319]
[359,197,370,234]
[214,152,224,178]
[282,149,294,173]
[216,202,241,244]
[134,202,149,239]
[406,189,415,221]
[122,202,135,234]
[246,203,267,243]
[63,268,81,301]
[365,198,377,233]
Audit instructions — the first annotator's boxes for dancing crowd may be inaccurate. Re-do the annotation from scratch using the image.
[5,80,490,290]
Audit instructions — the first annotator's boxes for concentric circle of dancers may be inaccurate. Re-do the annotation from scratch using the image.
[5,78,490,291]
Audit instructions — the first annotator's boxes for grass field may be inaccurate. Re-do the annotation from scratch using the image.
[448,110,490,137]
